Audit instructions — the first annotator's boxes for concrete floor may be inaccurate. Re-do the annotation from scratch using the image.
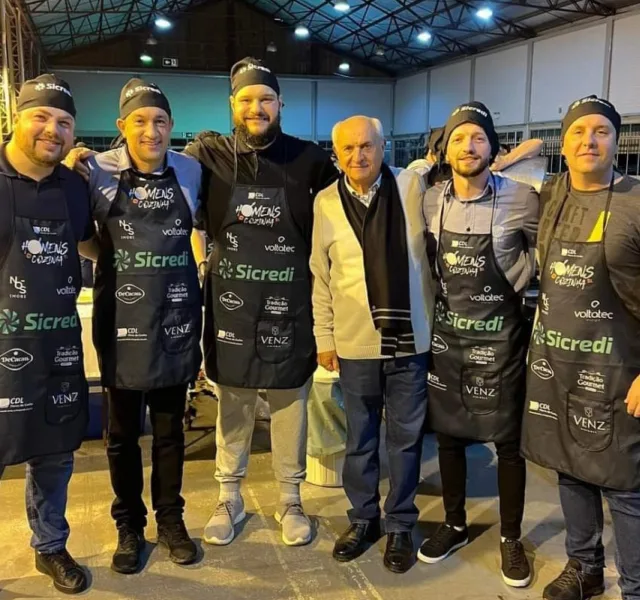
[0,424,621,600]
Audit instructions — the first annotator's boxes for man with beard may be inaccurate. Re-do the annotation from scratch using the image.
[0,74,91,593]
[183,58,337,547]
[418,102,538,587]
[74,79,203,574]
[522,96,640,600]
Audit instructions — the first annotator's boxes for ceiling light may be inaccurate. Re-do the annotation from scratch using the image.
[375,45,385,56]
[267,41,277,53]
[274,17,283,22]
[476,7,493,20]
[154,16,172,29]
[140,53,153,64]
[334,1,350,11]
[295,25,310,38]
[146,35,158,46]
[339,62,350,72]
[417,31,432,43]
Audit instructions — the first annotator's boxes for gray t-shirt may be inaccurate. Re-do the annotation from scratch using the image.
[555,177,640,321]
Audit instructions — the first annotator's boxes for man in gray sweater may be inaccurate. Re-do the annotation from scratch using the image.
[310,115,436,574]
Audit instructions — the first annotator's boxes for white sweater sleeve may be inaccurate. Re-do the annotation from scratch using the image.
[309,197,336,353]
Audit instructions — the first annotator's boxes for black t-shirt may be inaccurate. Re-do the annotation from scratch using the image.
[555,176,640,321]
[0,144,93,263]
[184,131,338,248]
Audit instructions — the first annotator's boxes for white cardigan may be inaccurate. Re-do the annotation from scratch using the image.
[310,167,437,360]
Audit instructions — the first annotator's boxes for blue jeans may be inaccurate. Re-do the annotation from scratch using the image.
[559,472,640,600]
[339,353,428,533]
[0,452,74,554]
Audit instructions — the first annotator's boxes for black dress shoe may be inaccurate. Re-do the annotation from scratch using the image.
[333,521,381,562]
[112,526,145,574]
[384,532,414,574]
[157,521,198,565]
[35,549,88,594]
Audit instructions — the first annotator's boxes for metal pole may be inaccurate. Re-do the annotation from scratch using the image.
[0,0,14,140]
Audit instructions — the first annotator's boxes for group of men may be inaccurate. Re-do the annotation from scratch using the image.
[0,56,638,600]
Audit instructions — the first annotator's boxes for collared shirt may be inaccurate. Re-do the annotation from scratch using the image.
[345,174,382,207]
[87,145,202,225]
[424,173,539,293]
[0,143,93,261]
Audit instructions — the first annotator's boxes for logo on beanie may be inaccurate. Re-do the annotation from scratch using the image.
[451,105,488,119]
[570,97,612,111]
[34,82,72,97]
[125,85,161,98]
[237,63,272,76]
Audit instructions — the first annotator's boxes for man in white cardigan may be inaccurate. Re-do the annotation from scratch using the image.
[310,115,436,574]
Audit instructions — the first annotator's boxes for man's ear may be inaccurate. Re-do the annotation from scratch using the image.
[116,118,126,136]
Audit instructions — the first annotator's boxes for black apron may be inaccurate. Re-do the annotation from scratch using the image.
[521,183,640,490]
[93,168,202,391]
[0,177,88,465]
[204,143,315,389]
[427,180,529,442]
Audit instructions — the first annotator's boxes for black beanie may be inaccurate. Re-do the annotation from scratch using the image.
[561,95,621,141]
[17,74,76,118]
[119,78,171,120]
[443,101,500,160]
[230,57,280,96]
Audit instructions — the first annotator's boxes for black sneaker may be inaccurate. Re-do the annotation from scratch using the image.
[500,539,531,587]
[543,559,605,600]
[157,521,197,565]
[35,549,88,594]
[417,523,469,564]
[112,526,145,574]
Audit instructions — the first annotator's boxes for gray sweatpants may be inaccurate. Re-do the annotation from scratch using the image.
[214,382,310,497]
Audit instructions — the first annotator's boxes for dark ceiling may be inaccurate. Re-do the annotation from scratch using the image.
[23,0,640,75]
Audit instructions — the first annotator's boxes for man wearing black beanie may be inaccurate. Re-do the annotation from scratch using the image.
[183,57,337,549]
[73,77,204,574]
[0,73,93,594]
[418,101,539,588]
[522,95,640,600]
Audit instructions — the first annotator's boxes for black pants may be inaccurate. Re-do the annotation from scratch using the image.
[436,432,526,539]
[107,384,187,531]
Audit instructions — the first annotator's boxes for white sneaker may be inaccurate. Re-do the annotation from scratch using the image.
[274,503,312,547]
[203,497,246,545]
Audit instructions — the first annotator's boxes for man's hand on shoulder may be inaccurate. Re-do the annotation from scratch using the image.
[63,147,96,181]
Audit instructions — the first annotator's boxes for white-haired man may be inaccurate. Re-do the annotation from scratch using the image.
[310,115,436,573]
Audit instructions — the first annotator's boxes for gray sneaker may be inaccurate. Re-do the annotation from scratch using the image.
[203,497,246,546]
[275,503,312,546]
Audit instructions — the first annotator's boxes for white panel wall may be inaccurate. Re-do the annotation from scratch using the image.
[609,14,640,115]
[474,45,528,126]
[279,79,313,138]
[530,25,607,123]
[394,72,428,135]
[428,60,471,128]
[56,70,231,135]
[316,81,393,138]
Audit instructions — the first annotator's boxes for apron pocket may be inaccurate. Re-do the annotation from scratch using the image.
[567,392,613,452]
[45,374,87,426]
[460,368,501,415]
[161,305,199,354]
[255,319,295,364]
